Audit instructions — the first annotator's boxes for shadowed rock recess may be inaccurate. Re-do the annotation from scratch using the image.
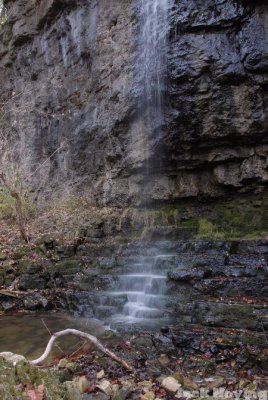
[0,0,267,206]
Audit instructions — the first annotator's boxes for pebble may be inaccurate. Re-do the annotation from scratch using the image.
[65,381,81,400]
[182,376,199,390]
[97,369,105,379]
[158,354,170,367]
[244,390,258,399]
[97,379,112,396]
[140,391,155,400]
[258,391,268,400]
[137,380,153,389]
[172,371,185,385]
[58,358,68,369]
[76,376,90,394]
[161,377,181,393]
[205,376,225,389]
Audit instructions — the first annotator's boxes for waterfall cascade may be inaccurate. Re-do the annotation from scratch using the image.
[110,254,169,323]
[95,252,174,326]
[114,0,170,323]
[95,0,171,326]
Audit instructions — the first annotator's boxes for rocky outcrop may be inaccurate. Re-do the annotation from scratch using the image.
[0,0,267,206]
[0,234,267,365]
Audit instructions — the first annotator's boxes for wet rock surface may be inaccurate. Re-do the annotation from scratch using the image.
[0,236,267,338]
[0,228,267,398]
[0,1,267,205]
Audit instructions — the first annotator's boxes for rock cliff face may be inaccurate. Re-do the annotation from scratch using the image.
[0,0,267,207]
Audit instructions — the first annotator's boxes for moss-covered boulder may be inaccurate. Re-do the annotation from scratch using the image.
[51,260,81,276]
[194,302,257,330]
[18,260,41,275]
[36,234,55,250]
[0,253,7,261]
[12,247,28,260]
[18,274,46,290]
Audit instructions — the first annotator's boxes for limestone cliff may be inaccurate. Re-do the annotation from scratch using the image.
[0,0,267,207]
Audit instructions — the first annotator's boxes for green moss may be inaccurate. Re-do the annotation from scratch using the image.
[214,193,268,238]
[0,183,36,223]
[158,206,179,225]
[195,218,226,240]
[218,304,253,318]
[139,226,154,240]
[240,335,267,346]
[0,359,68,399]
[216,304,256,329]
[0,187,15,219]
[12,246,28,260]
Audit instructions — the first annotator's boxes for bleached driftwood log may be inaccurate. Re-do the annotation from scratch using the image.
[31,328,133,371]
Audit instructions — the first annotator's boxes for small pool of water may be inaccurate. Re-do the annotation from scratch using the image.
[0,312,105,363]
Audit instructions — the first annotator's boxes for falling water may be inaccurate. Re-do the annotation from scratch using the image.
[111,254,170,324]
[96,0,170,326]
[115,0,171,324]
[96,253,174,326]
[137,0,169,124]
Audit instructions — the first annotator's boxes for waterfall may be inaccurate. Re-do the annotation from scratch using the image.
[111,254,170,323]
[137,0,169,124]
[116,0,170,323]
[118,1,170,323]
[95,253,174,326]
[95,0,171,327]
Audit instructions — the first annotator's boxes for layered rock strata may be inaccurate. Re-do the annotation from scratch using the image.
[0,0,267,206]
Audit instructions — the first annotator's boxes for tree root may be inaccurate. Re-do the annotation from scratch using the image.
[30,328,133,371]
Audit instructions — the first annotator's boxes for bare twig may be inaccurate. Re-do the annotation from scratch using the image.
[26,145,64,181]
[0,289,28,298]
[31,328,133,371]
[69,339,87,358]
[41,319,65,355]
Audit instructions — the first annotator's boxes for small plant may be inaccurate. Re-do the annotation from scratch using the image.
[195,218,225,240]
[0,186,15,218]
[0,168,34,242]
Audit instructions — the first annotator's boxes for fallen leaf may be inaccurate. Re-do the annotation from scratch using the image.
[25,384,44,400]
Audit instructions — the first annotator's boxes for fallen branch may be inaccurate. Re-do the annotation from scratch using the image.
[31,328,133,371]
[0,289,27,298]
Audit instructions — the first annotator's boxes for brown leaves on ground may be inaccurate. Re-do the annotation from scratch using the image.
[25,384,44,400]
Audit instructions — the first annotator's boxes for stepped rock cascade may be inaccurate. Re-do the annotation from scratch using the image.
[95,253,174,326]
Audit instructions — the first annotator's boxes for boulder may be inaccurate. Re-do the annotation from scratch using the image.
[23,293,49,310]
[52,260,81,276]
[18,274,46,290]
[194,302,257,330]
[0,352,27,365]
